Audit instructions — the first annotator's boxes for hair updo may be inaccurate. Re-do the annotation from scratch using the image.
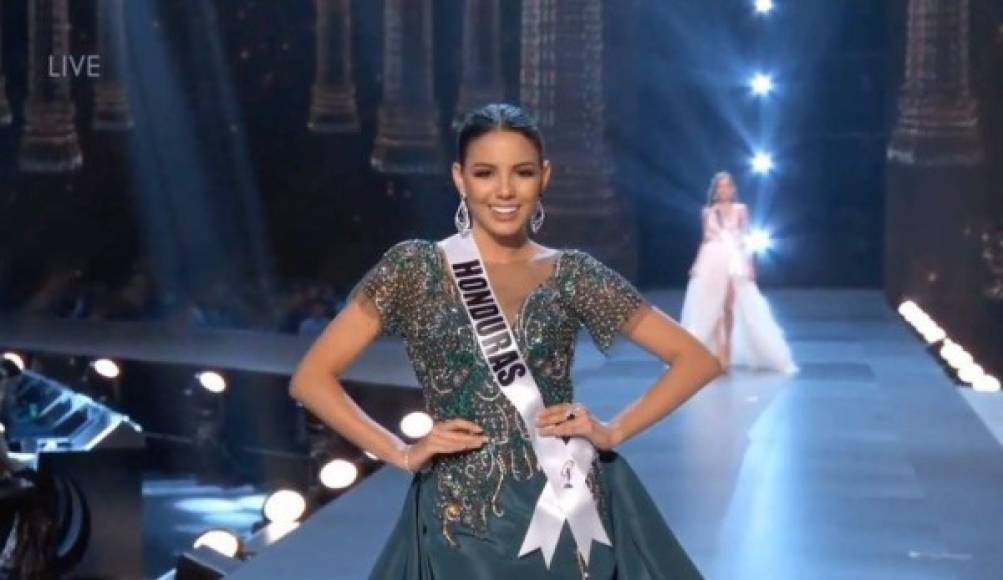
[455,103,545,165]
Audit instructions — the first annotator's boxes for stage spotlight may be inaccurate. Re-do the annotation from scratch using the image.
[938,340,959,362]
[83,358,123,405]
[973,374,1001,393]
[319,458,358,490]
[754,0,774,14]
[746,229,773,254]
[920,326,946,344]
[262,489,306,524]
[906,310,927,328]
[750,73,774,96]
[958,363,985,385]
[912,314,933,332]
[196,371,227,394]
[751,152,774,174]
[2,352,25,371]
[947,347,974,371]
[400,411,433,439]
[91,358,120,379]
[897,300,919,319]
[193,529,242,558]
[184,372,233,480]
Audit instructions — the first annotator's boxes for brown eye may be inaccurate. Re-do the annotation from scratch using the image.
[473,170,492,178]
[518,169,537,178]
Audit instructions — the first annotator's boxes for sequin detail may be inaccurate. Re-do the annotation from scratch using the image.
[355,240,644,544]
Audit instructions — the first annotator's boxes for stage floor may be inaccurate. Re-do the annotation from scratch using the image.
[221,289,1003,580]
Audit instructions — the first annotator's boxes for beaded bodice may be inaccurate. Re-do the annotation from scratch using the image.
[355,240,646,543]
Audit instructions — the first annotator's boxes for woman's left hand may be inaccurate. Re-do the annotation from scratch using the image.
[535,402,620,451]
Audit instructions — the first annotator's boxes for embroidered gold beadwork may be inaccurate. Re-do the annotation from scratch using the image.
[355,240,642,544]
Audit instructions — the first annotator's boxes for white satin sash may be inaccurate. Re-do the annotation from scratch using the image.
[438,232,611,567]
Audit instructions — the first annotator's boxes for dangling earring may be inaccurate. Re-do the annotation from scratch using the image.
[454,198,471,233]
[530,201,546,234]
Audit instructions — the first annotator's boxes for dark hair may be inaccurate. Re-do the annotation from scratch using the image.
[455,103,545,165]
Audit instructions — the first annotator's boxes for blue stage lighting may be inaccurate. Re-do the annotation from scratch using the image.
[750,73,774,96]
[751,152,775,174]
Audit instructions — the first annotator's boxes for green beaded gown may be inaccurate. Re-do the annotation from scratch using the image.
[356,240,703,580]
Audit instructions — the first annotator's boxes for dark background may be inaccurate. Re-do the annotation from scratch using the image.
[0,0,903,329]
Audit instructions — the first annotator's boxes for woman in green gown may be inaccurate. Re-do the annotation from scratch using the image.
[290,104,722,579]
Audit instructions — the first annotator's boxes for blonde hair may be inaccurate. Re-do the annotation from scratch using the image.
[706,171,739,206]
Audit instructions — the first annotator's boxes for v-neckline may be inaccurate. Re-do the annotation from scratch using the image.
[436,245,565,331]
[497,252,563,330]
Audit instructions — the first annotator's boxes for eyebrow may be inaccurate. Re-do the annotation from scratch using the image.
[469,161,539,169]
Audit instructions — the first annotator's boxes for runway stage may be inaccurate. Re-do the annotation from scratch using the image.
[221,289,1003,580]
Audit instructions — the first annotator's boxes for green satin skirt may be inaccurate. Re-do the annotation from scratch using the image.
[369,451,704,579]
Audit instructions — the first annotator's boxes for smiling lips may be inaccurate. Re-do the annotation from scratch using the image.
[489,204,520,221]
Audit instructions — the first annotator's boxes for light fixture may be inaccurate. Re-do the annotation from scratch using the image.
[746,229,774,253]
[897,300,919,318]
[399,411,433,439]
[2,352,25,371]
[973,374,1001,393]
[754,0,774,14]
[197,371,227,394]
[262,489,306,524]
[750,73,774,96]
[319,459,359,490]
[751,152,774,174]
[193,529,242,558]
[91,358,120,379]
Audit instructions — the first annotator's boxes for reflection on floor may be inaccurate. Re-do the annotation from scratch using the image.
[144,290,1003,580]
[143,476,266,578]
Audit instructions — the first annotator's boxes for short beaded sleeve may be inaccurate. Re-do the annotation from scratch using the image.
[559,250,648,353]
[351,239,435,337]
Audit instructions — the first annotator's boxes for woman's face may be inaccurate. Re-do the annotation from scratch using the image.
[452,130,551,240]
[715,176,736,203]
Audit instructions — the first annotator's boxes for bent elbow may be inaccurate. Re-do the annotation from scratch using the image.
[696,348,724,383]
[288,369,311,401]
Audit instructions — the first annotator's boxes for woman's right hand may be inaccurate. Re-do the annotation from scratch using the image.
[407,419,488,472]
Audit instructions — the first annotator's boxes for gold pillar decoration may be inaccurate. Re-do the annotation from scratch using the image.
[455,0,504,122]
[308,0,360,133]
[371,0,441,175]
[93,0,133,130]
[521,0,637,275]
[888,0,982,166]
[18,0,83,173]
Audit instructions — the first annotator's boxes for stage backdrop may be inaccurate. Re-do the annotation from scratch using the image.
[0,0,893,330]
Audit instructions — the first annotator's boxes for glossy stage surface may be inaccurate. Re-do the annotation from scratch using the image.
[227,290,1003,580]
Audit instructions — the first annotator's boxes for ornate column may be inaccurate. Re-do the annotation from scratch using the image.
[18,0,82,173]
[371,0,441,174]
[308,0,360,133]
[93,0,133,130]
[455,0,504,121]
[0,0,12,126]
[888,0,982,165]
[521,0,636,275]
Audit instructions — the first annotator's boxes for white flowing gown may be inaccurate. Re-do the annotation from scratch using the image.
[680,203,798,374]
